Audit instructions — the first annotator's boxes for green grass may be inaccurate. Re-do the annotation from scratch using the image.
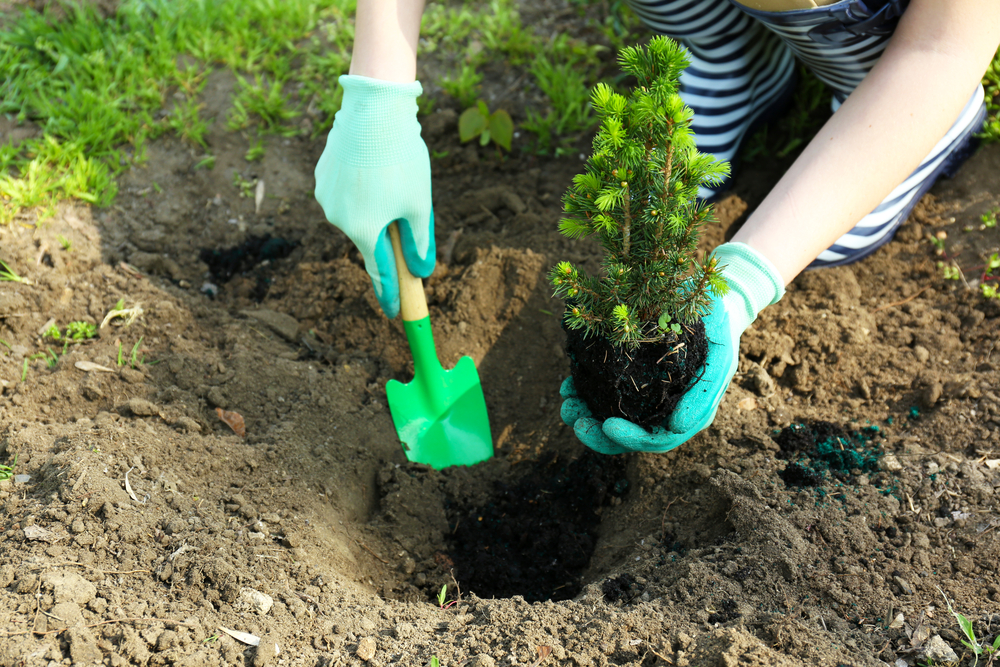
[227,72,302,136]
[0,258,31,283]
[981,47,1000,143]
[245,138,266,162]
[0,0,640,224]
[4,0,991,229]
[521,37,605,155]
[0,453,18,482]
[938,586,1000,667]
[167,97,211,148]
[983,252,1000,300]
[423,0,627,151]
[129,336,145,369]
[66,321,97,340]
[424,0,544,108]
[440,63,484,109]
[1,0,356,223]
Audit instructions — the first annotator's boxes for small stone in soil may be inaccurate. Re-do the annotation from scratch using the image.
[922,635,958,663]
[920,382,942,408]
[83,385,105,401]
[240,588,274,615]
[355,637,376,662]
[882,454,903,472]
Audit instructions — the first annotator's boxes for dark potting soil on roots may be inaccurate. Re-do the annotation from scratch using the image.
[444,451,629,603]
[564,320,708,427]
[774,421,885,488]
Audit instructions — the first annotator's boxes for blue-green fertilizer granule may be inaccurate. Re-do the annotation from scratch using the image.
[775,421,884,488]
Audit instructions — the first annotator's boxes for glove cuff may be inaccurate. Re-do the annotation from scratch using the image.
[711,242,785,332]
[334,75,425,167]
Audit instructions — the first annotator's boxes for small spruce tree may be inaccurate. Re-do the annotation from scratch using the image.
[549,37,731,349]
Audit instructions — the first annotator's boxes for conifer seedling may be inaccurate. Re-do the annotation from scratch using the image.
[550,37,730,426]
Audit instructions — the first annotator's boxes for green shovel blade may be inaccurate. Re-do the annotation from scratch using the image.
[387,317,493,469]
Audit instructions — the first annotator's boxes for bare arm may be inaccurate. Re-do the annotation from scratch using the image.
[733,0,1000,284]
[349,0,426,83]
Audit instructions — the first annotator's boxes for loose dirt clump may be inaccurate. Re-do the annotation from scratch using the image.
[2,56,1000,667]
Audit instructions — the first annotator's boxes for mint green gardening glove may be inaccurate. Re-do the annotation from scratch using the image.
[315,75,435,319]
[560,242,785,454]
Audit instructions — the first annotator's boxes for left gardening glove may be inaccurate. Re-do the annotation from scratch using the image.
[314,74,435,319]
[560,242,785,454]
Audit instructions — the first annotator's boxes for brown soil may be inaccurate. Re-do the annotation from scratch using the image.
[3,63,1000,667]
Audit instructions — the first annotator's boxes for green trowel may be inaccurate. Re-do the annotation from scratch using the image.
[385,222,493,469]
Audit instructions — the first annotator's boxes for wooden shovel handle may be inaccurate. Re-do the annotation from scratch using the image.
[388,222,429,322]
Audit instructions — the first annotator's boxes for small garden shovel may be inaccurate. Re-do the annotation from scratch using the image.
[385,222,493,469]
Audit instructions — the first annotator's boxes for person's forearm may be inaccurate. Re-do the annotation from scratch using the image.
[733,0,1000,284]
[349,0,426,82]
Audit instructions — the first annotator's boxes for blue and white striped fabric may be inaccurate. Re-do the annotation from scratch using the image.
[811,87,986,267]
[737,0,907,108]
[742,0,986,267]
[628,0,987,268]
[626,0,797,199]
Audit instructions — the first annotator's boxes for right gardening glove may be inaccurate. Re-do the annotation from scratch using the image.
[314,75,435,319]
[561,242,786,455]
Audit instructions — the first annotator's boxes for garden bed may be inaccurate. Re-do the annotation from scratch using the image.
[2,4,1000,666]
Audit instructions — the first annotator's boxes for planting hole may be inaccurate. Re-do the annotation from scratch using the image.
[382,451,629,603]
[199,234,296,299]
[440,451,629,603]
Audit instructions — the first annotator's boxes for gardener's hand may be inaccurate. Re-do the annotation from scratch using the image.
[560,242,785,455]
[314,74,435,319]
